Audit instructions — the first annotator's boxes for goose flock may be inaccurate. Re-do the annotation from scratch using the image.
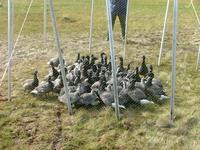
[23,53,168,109]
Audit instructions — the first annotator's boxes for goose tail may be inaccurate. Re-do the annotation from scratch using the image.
[159,95,169,101]
[31,89,38,95]
[58,95,65,103]
[23,84,27,89]
[140,99,154,105]
[111,103,126,110]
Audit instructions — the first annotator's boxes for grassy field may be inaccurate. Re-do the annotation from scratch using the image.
[0,0,200,149]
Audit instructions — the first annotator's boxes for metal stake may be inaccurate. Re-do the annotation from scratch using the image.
[123,0,130,59]
[170,0,178,124]
[105,0,120,120]
[196,45,200,70]
[89,0,94,54]
[158,0,170,66]
[49,0,73,115]
[44,0,47,45]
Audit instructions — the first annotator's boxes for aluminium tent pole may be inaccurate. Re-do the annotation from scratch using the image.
[123,0,130,59]
[11,0,14,46]
[105,0,120,120]
[0,0,34,87]
[189,0,192,7]
[10,0,14,98]
[49,0,73,115]
[190,0,200,70]
[190,0,200,26]
[196,45,200,70]
[7,0,11,101]
[89,0,94,54]
[44,0,47,45]
[8,0,14,101]
[158,0,170,66]
[170,0,178,124]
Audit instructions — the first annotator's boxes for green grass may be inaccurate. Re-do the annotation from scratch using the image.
[0,0,200,149]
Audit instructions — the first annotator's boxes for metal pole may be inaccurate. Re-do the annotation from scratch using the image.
[8,0,12,101]
[11,0,14,45]
[190,0,200,26]
[105,0,120,120]
[190,0,200,70]
[10,0,14,99]
[123,0,130,59]
[89,0,94,54]
[44,0,47,45]
[158,0,170,66]
[189,0,192,7]
[170,0,178,124]
[196,45,200,70]
[49,0,73,115]
[0,0,34,87]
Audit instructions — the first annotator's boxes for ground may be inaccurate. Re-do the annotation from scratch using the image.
[0,0,200,149]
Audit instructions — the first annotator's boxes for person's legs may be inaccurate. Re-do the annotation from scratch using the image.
[107,13,117,41]
[118,15,126,40]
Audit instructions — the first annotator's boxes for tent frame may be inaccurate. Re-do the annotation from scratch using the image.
[5,0,179,122]
[158,0,200,71]
[7,0,14,101]
[5,0,73,114]
[49,0,73,115]
[189,0,200,70]
[105,0,120,120]
[170,0,178,124]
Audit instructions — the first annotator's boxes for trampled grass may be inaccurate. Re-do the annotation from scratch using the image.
[0,0,200,149]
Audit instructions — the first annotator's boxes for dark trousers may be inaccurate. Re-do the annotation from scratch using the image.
[107,14,126,40]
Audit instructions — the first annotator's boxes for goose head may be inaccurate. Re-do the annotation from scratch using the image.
[90,55,97,64]
[100,80,107,91]
[135,67,139,74]
[100,52,106,64]
[134,67,141,82]
[91,89,98,95]
[107,62,112,71]
[33,70,38,75]
[81,56,85,62]
[76,53,80,62]
[50,61,54,68]
[142,55,146,64]
[91,54,97,60]
[86,55,90,61]
[149,64,153,71]
[145,77,153,88]
[100,52,106,57]
[47,76,54,89]
[92,65,97,72]
[87,71,94,84]
[140,77,146,85]
[106,84,112,92]
[47,76,52,82]
[127,63,131,71]
[128,79,136,90]
[119,56,124,67]
[120,81,127,89]
[100,69,106,77]
[32,70,39,86]
[148,71,154,78]
[77,70,81,78]
[147,65,154,78]
[104,55,108,66]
